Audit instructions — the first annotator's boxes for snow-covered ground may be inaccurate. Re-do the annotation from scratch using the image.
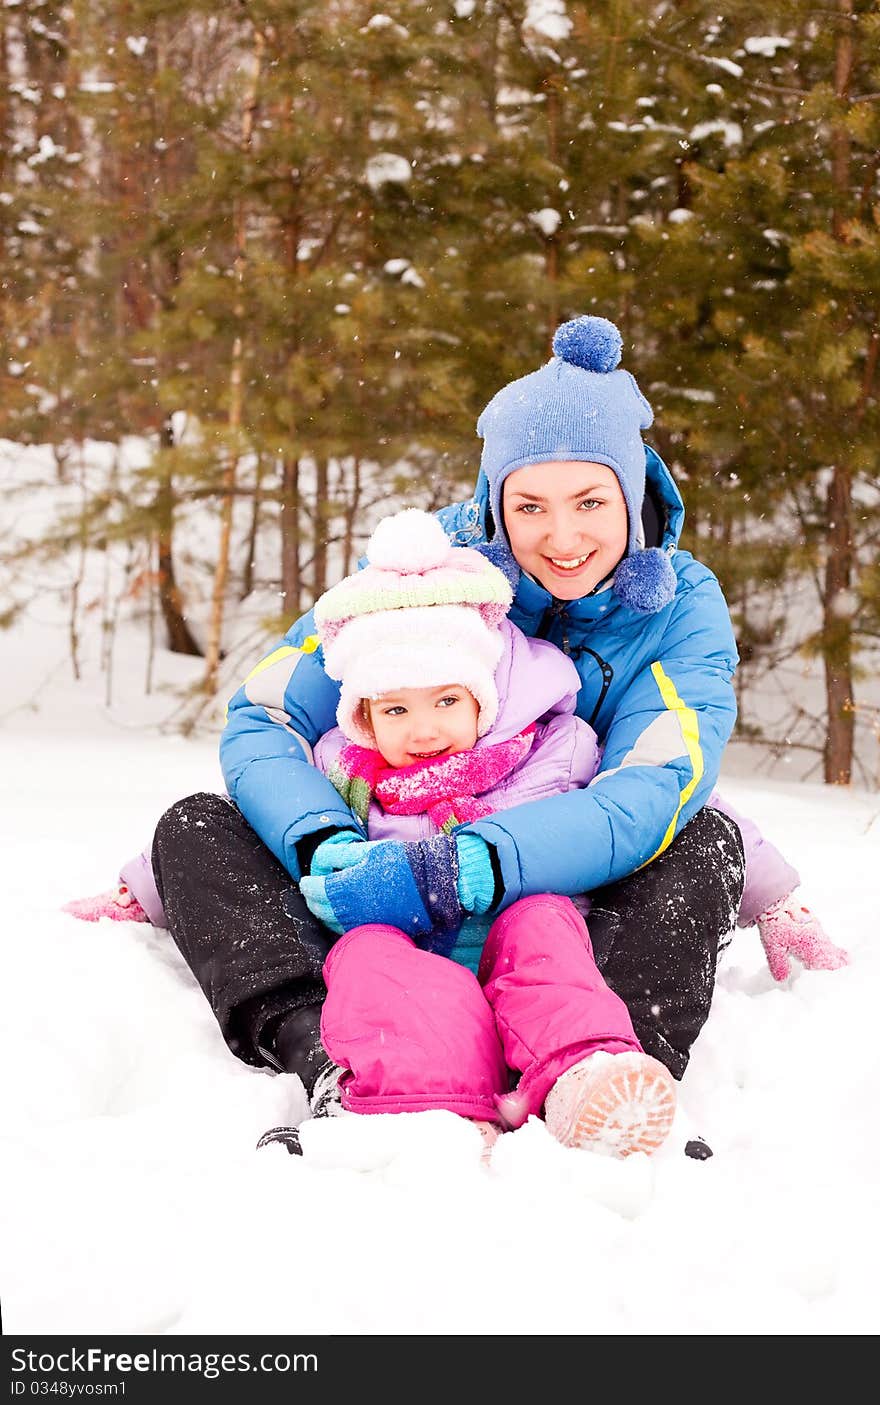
[2,704,878,1335]
[2,436,878,1335]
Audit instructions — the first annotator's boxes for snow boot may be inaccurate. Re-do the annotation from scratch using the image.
[256,1059,346,1156]
[544,1050,676,1158]
[271,1003,327,1086]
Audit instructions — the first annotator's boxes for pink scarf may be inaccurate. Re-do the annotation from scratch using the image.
[327,726,536,834]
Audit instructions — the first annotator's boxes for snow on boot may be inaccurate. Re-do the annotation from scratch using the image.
[544,1051,676,1159]
[308,1059,346,1120]
[63,883,150,924]
[256,1124,305,1155]
[256,1060,347,1156]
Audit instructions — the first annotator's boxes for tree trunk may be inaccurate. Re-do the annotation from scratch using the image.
[341,456,362,576]
[155,419,202,656]
[544,76,561,348]
[312,456,330,601]
[240,453,264,601]
[822,0,856,783]
[277,133,302,623]
[281,455,301,619]
[202,24,265,693]
[822,465,855,783]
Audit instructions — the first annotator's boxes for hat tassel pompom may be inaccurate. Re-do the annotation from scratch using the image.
[613,548,677,616]
[551,315,622,373]
[366,508,451,573]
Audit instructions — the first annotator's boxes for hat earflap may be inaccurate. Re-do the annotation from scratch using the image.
[473,537,521,592]
[613,547,677,616]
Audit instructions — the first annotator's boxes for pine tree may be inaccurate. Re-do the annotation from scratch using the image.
[4,0,876,780]
[636,1,880,783]
[56,0,243,657]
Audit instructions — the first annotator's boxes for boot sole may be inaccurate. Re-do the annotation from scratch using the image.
[256,1126,303,1156]
[555,1055,676,1158]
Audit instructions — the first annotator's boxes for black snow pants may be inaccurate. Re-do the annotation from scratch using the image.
[151,792,745,1086]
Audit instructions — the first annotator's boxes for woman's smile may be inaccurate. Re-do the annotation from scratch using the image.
[543,550,596,578]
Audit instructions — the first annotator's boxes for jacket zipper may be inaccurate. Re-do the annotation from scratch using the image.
[537,599,570,653]
[537,600,613,729]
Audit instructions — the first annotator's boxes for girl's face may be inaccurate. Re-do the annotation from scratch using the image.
[365,685,480,768]
[503,460,629,600]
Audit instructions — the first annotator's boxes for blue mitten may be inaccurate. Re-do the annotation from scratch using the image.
[300,836,460,938]
[299,873,346,934]
[309,831,376,879]
[300,834,496,940]
[455,833,496,915]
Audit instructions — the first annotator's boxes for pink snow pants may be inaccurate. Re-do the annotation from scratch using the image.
[320,894,642,1127]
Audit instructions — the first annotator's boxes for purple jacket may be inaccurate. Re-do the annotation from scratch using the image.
[313,619,600,842]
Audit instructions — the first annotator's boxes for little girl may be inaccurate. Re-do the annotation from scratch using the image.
[279,507,678,1157]
[66,510,847,1158]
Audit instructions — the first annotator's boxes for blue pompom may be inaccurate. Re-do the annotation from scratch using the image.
[552,316,622,373]
[613,548,677,616]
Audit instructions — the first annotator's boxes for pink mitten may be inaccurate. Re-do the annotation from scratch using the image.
[63,883,149,924]
[756,894,849,982]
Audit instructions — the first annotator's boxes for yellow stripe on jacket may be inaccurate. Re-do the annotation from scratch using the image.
[244,636,320,684]
[644,661,704,864]
[224,636,322,727]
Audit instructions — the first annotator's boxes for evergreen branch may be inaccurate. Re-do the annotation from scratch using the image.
[744,79,820,98]
[733,730,824,759]
[309,210,350,273]
[853,323,879,419]
[644,37,811,98]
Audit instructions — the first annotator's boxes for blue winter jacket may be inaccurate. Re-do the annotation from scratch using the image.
[220,446,738,908]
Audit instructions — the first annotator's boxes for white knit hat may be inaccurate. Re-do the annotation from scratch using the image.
[314,509,512,747]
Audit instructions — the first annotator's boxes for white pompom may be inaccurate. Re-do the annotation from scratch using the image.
[366,509,451,572]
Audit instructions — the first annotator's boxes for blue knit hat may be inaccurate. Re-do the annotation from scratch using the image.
[476,315,677,615]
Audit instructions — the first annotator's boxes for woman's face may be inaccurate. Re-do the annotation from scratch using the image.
[502,460,629,600]
[364,685,480,769]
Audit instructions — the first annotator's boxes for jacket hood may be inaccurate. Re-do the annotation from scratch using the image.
[486,618,581,743]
